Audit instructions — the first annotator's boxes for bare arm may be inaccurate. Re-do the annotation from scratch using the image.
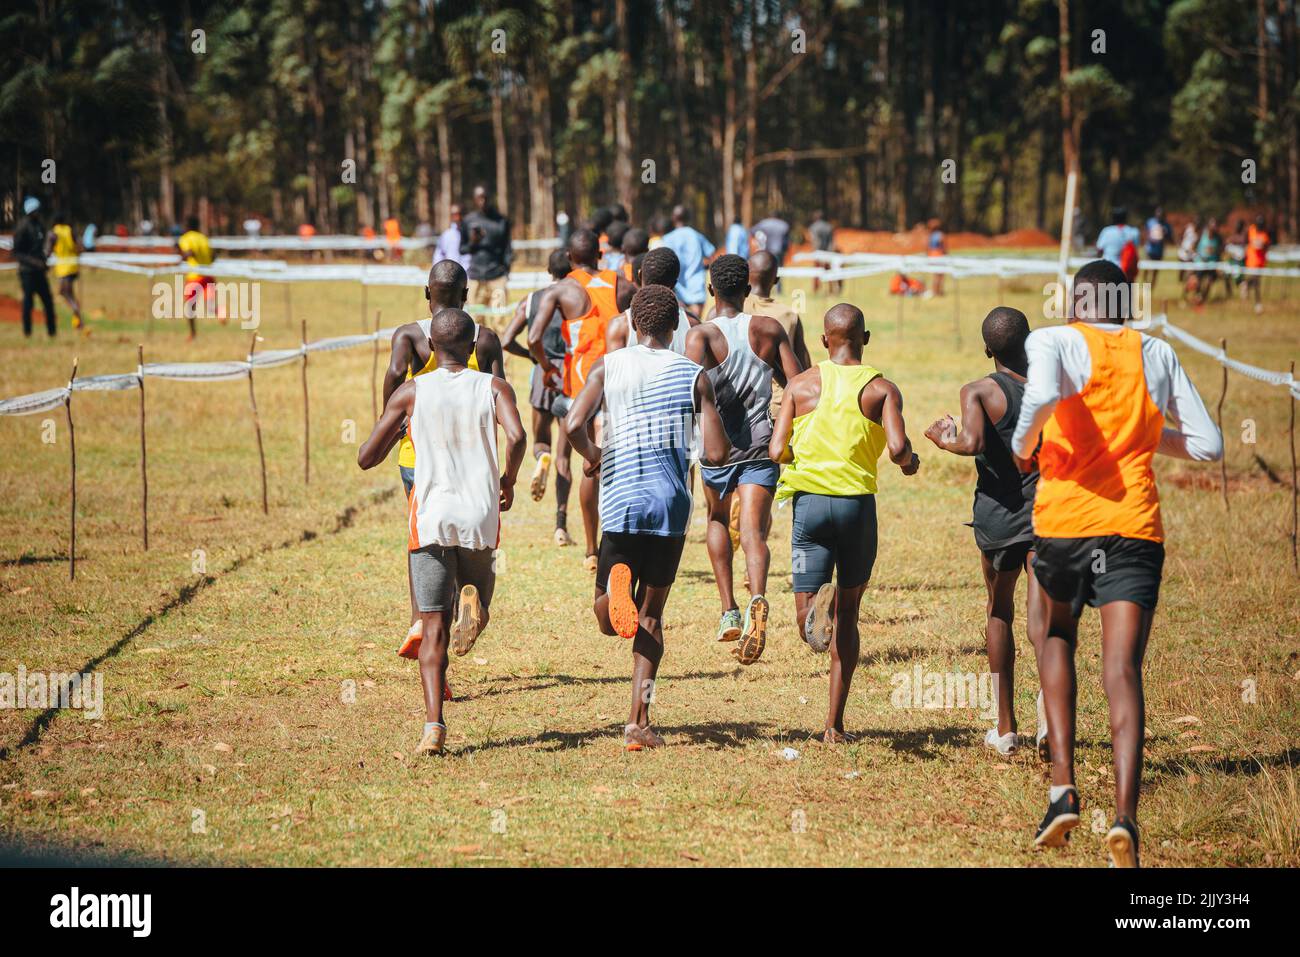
[564,360,606,472]
[769,377,800,463]
[684,323,715,368]
[615,273,635,312]
[605,312,629,351]
[383,328,416,407]
[791,317,812,369]
[501,298,532,361]
[528,286,565,388]
[924,380,990,456]
[694,371,732,467]
[874,378,920,474]
[754,316,802,387]
[493,377,527,510]
[358,380,416,469]
[476,327,506,379]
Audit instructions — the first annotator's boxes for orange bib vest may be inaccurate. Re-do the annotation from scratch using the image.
[562,268,619,397]
[1033,323,1165,543]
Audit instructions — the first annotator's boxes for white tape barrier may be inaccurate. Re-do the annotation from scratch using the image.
[0,234,560,253]
[0,325,401,416]
[795,250,1300,280]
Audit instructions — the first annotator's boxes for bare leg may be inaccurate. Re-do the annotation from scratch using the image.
[826,583,866,734]
[981,553,1021,736]
[1041,598,1080,788]
[1098,601,1154,822]
[628,584,672,728]
[417,610,451,724]
[737,482,773,597]
[702,484,736,611]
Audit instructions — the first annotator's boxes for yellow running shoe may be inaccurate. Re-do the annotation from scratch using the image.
[530,451,552,501]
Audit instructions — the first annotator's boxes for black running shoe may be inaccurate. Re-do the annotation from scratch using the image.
[1033,788,1081,848]
[1106,816,1140,868]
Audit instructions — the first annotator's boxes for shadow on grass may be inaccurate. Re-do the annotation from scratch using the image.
[1,553,74,567]
[0,489,397,763]
[1148,746,1300,778]
[462,667,824,701]
[855,724,982,760]
[0,833,178,867]
[449,719,775,756]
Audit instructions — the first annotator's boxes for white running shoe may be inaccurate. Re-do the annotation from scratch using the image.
[984,727,1019,756]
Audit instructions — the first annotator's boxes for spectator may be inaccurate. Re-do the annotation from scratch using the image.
[752,210,791,264]
[12,197,57,337]
[460,185,513,313]
[1141,205,1173,292]
[661,204,716,312]
[435,204,470,270]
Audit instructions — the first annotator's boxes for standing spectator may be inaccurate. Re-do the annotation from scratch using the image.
[661,204,716,313]
[435,204,470,270]
[1141,205,1173,293]
[924,217,945,298]
[725,216,749,259]
[1244,214,1271,314]
[556,210,572,248]
[460,185,513,313]
[12,197,57,337]
[82,221,97,252]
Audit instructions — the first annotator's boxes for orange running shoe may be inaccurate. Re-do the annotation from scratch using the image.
[606,563,638,639]
[398,620,423,660]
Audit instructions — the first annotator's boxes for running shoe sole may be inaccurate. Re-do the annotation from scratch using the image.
[607,563,639,639]
[1033,812,1080,849]
[735,596,768,665]
[716,616,742,643]
[530,452,552,502]
[1106,825,1139,868]
[806,583,835,652]
[398,621,422,660]
[450,584,482,656]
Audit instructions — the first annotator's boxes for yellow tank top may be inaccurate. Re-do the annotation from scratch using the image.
[178,230,213,283]
[397,324,481,468]
[52,224,78,277]
[776,361,888,501]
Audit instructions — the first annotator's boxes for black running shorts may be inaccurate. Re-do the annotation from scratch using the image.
[594,531,686,595]
[1032,534,1165,617]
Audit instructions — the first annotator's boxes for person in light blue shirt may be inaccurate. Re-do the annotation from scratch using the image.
[661,204,716,308]
[725,217,749,259]
[1095,207,1140,268]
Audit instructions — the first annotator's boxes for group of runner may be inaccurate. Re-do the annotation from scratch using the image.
[358,213,1224,868]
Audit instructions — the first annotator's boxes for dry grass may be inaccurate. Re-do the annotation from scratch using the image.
[0,264,1296,867]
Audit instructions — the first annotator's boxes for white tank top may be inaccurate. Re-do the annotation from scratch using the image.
[705,313,773,463]
[407,368,499,550]
[610,308,690,355]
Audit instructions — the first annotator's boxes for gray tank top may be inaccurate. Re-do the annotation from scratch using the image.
[971,371,1038,549]
[705,313,773,464]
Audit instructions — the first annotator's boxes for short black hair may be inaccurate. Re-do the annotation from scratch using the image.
[1111,206,1127,225]
[622,227,649,257]
[547,249,570,279]
[430,258,468,289]
[981,307,1030,361]
[640,247,680,289]
[568,228,600,264]
[186,215,201,231]
[589,207,615,234]
[606,219,630,248]
[430,307,475,349]
[608,203,629,222]
[709,254,750,299]
[1073,259,1131,322]
[630,284,679,340]
[630,252,647,284]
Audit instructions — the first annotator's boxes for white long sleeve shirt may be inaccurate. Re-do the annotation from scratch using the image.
[1012,323,1224,463]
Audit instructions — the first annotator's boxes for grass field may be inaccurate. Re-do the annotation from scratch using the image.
[0,261,1296,867]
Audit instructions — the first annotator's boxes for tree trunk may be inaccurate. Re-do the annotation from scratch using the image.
[614,0,635,212]
[492,87,508,213]
[154,27,175,228]
[436,112,452,228]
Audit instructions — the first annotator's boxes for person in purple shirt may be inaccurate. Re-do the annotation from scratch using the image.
[434,203,470,270]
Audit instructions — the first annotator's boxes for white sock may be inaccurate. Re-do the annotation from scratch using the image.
[1049,785,1075,803]
[424,721,445,735]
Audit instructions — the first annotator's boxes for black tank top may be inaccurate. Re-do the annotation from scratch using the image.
[527,289,567,362]
[971,371,1038,549]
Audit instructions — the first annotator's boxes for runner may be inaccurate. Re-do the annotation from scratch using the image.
[770,304,921,743]
[528,228,635,572]
[359,308,526,756]
[177,215,215,340]
[686,254,802,665]
[923,307,1047,757]
[743,250,812,407]
[385,260,505,661]
[1244,215,1271,314]
[564,284,731,750]
[1193,217,1221,304]
[661,205,716,314]
[500,249,576,544]
[603,220,630,274]
[1141,206,1173,293]
[605,246,695,354]
[1012,259,1223,867]
[619,227,650,281]
[50,211,84,332]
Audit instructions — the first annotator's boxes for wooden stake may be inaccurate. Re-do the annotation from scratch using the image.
[247,332,269,515]
[1215,339,1229,509]
[371,309,382,424]
[951,273,961,349]
[66,358,79,581]
[301,318,310,486]
[1290,360,1297,574]
[138,344,149,550]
